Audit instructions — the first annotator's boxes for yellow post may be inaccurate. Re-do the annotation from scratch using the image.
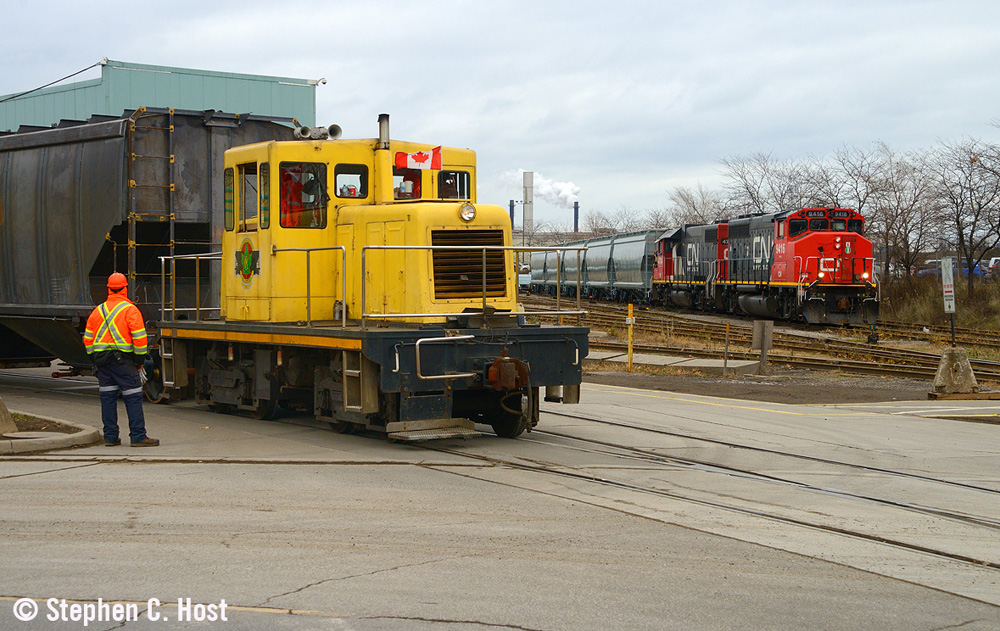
[627,303,634,372]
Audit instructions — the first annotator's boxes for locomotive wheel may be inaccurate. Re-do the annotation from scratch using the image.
[489,411,528,439]
[251,397,278,420]
[488,389,532,438]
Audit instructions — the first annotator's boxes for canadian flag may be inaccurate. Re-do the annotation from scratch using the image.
[395,146,442,170]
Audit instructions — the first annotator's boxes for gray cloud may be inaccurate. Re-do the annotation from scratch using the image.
[4,0,1000,225]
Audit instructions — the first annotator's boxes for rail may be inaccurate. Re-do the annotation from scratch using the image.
[361,245,587,328]
[270,245,348,327]
[159,252,222,322]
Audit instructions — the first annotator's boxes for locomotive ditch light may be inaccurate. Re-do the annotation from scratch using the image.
[460,203,476,222]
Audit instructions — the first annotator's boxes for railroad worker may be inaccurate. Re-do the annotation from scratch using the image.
[82,272,159,447]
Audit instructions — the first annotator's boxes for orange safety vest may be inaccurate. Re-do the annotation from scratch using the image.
[83,292,148,357]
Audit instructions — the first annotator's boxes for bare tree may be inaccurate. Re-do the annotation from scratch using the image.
[644,207,673,228]
[664,183,727,225]
[930,138,1000,297]
[720,152,810,214]
[614,205,648,233]
[581,210,617,236]
[870,144,941,277]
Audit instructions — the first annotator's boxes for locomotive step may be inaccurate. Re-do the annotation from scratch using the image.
[387,426,482,441]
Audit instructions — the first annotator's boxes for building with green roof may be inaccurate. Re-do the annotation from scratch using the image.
[0,59,317,131]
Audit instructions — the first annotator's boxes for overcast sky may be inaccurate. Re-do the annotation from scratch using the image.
[4,0,1000,226]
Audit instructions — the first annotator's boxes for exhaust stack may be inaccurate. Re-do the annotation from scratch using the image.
[375,114,393,204]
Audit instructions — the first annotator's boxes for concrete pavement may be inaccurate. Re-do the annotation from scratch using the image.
[1,369,998,630]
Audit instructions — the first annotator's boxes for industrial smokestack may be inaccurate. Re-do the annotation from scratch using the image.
[523,172,534,236]
[574,201,579,233]
[509,200,515,229]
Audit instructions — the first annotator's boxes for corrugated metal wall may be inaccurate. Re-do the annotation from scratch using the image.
[0,60,317,131]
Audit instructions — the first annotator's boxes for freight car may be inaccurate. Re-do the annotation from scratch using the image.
[529,230,658,302]
[0,107,298,370]
[535,208,878,325]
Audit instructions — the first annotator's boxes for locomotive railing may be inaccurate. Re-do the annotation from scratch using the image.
[159,252,222,322]
[361,245,587,328]
[270,245,348,328]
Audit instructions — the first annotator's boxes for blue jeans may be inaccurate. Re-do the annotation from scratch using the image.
[96,357,147,443]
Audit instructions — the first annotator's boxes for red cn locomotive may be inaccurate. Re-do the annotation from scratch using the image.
[652,208,878,325]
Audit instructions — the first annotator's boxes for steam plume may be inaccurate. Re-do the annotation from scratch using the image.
[502,169,580,209]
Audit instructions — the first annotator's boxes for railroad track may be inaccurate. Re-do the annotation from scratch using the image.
[852,319,1000,349]
[418,410,1000,573]
[523,295,1000,380]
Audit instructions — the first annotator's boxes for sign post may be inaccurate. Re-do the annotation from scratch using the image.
[626,304,635,372]
[941,257,956,347]
[751,320,773,376]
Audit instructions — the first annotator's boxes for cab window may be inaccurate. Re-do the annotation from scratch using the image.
[335,164,368,199]
[238,163,258,232]
[789,218,807,238]
[438,170,470,199]
[809,218,828,231]
[848,219,863,235]
[394,168,422,199]
[279,162,328,228]
[260,163,270,229]
[831,218,846,231]
[224,168,234,231]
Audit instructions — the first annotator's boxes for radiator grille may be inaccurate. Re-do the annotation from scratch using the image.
[431,230,507,299]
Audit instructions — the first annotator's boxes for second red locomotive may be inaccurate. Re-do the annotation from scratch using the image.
[653,208,878,324]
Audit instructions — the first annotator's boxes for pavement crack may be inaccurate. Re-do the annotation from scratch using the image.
[259,555,478,606]
[362,616,546,631]
[927,620,985,631]
[0,461,102,480]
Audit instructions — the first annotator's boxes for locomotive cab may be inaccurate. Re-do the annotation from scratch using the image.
[222,139,517,325]
[771,208,877,324]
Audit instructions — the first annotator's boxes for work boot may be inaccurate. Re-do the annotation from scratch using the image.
[105,438,121,446]
[131,437,160,447]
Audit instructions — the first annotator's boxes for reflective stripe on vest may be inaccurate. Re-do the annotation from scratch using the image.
[89,301,138,353]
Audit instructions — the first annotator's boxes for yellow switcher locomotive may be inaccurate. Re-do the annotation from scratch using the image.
[155,115,588,440]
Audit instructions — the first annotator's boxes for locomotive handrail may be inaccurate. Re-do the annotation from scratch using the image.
[270,245,348,328]
[361,245,587,329]
[414,334,477,381]
[159,252,222,322]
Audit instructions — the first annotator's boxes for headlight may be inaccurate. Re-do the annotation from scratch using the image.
[818,272,825,279]
[459,204,476,222]
[862,272,869,279]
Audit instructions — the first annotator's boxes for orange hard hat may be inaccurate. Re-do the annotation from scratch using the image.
[107,272,128,290]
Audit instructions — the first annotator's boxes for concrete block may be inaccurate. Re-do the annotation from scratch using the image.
[0,396,15,434]
[933,347,980,394]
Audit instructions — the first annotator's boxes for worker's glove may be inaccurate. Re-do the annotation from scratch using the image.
[138,367,147,386]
